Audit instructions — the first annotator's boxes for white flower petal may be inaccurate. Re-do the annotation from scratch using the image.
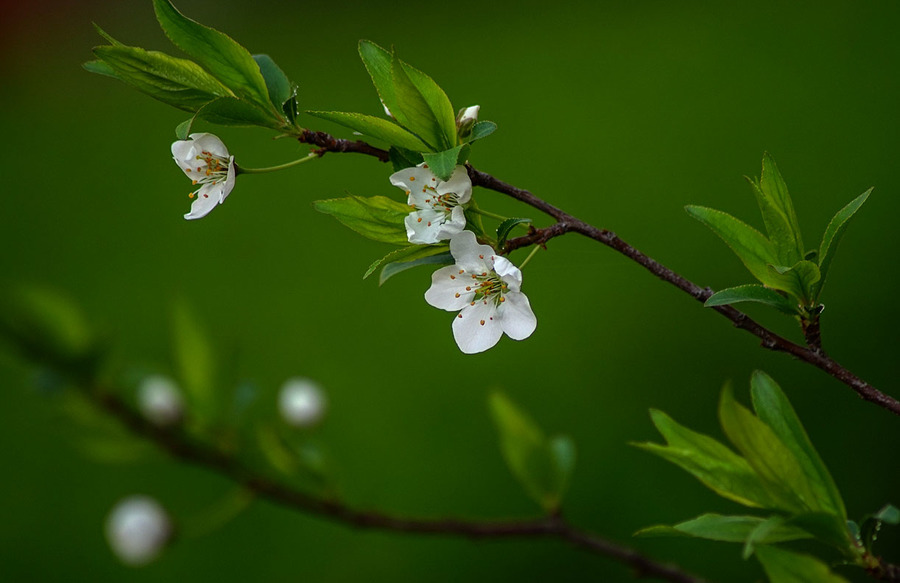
[434,206,467,240]
[390,166,435,194]
[188,132,229,158]
[493,255,522,292]
[449,231,495,273]
[221,156,236,202]
[406,209,447,244]
[184,185,222,220]
[436,165,472,203]
[498,291,537,340]
[407,183,440,208]
[452,301,503,354]
[425,265,476,310]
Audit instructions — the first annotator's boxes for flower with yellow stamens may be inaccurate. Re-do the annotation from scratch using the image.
[171,133,235,220]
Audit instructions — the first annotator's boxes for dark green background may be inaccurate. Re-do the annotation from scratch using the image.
[1,1,898,581]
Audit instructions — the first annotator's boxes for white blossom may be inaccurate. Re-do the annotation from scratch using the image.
[425,231,536,353]
[105,496,171,566]
[171,133,235,220]
[390,164,472,244]
[136,375,183,426]
[278,378,326,427]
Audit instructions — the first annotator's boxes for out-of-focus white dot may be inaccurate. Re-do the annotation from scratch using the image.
[278,378,326,427]
[137,375,183,426]
[105,496,171,566]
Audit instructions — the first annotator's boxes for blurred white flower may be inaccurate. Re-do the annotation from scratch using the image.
[137,375,183,426]
[105,496,171,566]
[278,378,326,427]
[425,231,536,354]
[390,164,472,244]
[171,133,235,220]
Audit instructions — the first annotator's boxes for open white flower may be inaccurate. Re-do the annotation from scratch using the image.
[425,231,536,354]
[390,164,472,244]
[105,496,171,566]
[171,133,235,220]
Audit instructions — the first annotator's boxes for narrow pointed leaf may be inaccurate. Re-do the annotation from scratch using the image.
[750,371,846,520]
[379,251,453,285]
[402,61,456,149]
[748,153,804,265]
[388,146,424,172]
[175,117,194,140]
[422,145,463,182]
[685,205,778,286]
[313,195,410,245]
[813,188,872,300]
[306,111,429,152]
[152,0,272,111]
[358,40,398,120]
[787,513,855,555]
[497,218,533,248]
[718,386,821,514]
[704,285,797,315]
[364,244,448,280]
[754,546,850,583]
[194,96,279,127]
[391,52,442,150]
[636,513,812,544]
[253,54,291,112]
[743,515,789,559]
[83,60,118,78]
[634,409,779,509]
[468,121,498,142]
[765,260,820,304]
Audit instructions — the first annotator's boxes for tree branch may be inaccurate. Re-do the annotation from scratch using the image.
[292,132,900,416]
[91,387,706,583]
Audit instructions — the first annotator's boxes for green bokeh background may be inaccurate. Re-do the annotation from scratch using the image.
[1,1,898,581]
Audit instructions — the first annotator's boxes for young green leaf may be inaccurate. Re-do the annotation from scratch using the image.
[379,251,453,286]
[497,218,533,248]
[812,188,872,301]
[489,392,574,512]
[388,146,424,172]
[252,54,291,113]
[92,45,232,112]
[152,0,273,112]
[401,61,456,150]
[747,153,805,266]
[468,121,498,143]
[358,40,398,117]
[636,513,812,544]
[750,371,846,520]
[175,118,194,140]
[786,512,855,556]
[194,96,280,128]
[313,195,411,245]
[364,244,448,280]
[754,546,851,583]
[718,385,821,515]
[422,145,464,182]
[685,205,779,286]
[634,409,780,509]
[306,111,429,152]
[764,260,821,305]
[171,299,215,418]
[704,285,797,315]
[390,52,443,151]
[83,60,118,78]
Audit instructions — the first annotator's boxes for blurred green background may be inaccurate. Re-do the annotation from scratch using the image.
[1,1,898,581]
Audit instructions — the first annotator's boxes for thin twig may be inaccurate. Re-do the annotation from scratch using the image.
[291,131,898,416]
[92,388,706,583]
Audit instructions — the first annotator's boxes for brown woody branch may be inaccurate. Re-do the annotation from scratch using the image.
[91,387,706,583]
[294,131,899,416]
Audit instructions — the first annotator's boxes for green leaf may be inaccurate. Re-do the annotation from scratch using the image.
[422,145,464,182]
[171,299,215,417]
[194,96,280,127]
[489,392,573,512]
[497,218,533,248]
[364,244,448,280]
[83,60,118,78]
[401,60,456,149]
[92,23,125,46]
[718,385,821,515]
[456,144,471,165]
[379,251,453,286]
[786,512,855,555]
[388,146,424,172]
[92,45,232,112]
[685,205,779,286]
[704,285,797,315]
[358,40,399,120]
[743,515,789,559]
[746,153,804,266]
[390,52,443,150]
[306,111,429,152]
[468,121,498,142]
[465,199,488,238]
[765,260,821,304]
[812,188,872,301]
[636,513,812,544]
[313,195,411,245]
[253,54,291,113]
[634,409,779,509]
[750,371,846,520]
[754,546,850,583]
[876,504,900,524]
[175,117,193,140]
[152,0,272,112]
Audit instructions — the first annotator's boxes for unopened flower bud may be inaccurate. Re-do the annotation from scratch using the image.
[456,105,480,138]
[105,496,171,566]
[278,378,326,427]
[137,375,184,426]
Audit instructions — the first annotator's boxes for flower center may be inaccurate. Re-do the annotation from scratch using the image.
[472,271,508,305]
[191,150,229,186]
[421,185,462,214]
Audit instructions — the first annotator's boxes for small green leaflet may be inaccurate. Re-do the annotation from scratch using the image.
[313,195,411,245]
[704,284,797,314]
[754,546,850,583]
[379,251,454,286]
[422,145,463,182]
[811,188,871,301]
[635,513,812,544]
[363,245,448,280]
[497,218,532,248]
[306,111,429,152]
